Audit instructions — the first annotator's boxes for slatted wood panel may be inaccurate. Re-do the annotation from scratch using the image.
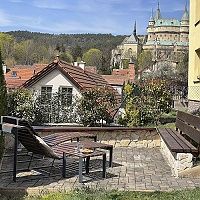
[158,128,198,153]
[176,119,200,144]
[43,132,96,146]
[176,111,200,130]
[12,126,60,159]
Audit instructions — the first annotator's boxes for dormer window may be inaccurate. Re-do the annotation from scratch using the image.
[12,71,17,77]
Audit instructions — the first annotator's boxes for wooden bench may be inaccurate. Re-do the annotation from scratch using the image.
[157,111,200,176]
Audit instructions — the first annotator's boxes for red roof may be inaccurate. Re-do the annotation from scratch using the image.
[102,75,128,86]
[5,64,47,89]
[22,60,110,90]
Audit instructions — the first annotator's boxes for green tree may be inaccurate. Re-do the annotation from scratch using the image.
[0,50,7,117]
[7,88,34,122]
[176,52,188,84]
[77,87,117,126]
[0,33,15,67]
[121,80,172,127]
[83,48,103,73]
[60,51,74,63]
[0,50,7,162]
[71,45,83,61]
[137,51,154,73]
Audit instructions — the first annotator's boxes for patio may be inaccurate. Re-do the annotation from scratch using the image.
[1,146,200,195]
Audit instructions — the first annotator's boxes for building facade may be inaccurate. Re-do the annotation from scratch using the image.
[143,2,189,67]
[111,2,189,69]
[188,0,200,111]
[111,22,143,69]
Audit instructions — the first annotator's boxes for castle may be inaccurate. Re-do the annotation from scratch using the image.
[111,2,189,69]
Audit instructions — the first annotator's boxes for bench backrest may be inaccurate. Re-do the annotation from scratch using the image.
[176,111,200,145]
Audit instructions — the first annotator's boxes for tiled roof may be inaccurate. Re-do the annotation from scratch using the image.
[155,19,180,27]
[112,69,129,76]
[102,75,128,86]
[5,64,47,89]
[84,66,97,74]
[22,60,112,90]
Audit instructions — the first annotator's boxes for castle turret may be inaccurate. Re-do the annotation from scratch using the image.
[147,9,155,42]
[154,1,161,21]
[133,21,136,36]
[180,4,189,42]
[181,4,189,25]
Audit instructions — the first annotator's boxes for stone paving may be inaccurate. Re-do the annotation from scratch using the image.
[1,147,200,194]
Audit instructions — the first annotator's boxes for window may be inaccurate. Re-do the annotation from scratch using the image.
[12,71,17,77]
[41,86,52,102]
[128,48,133,57]
[59,87,73,106]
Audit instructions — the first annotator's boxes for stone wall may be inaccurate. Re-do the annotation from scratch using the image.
[160,137,193,177]
[97,130,160,148]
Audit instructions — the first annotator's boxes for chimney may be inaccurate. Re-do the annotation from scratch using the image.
[54,55,60,63]
[74,62,78,67]
[2,64,7,74]
[129,61,135,83]
[78,61,86,70]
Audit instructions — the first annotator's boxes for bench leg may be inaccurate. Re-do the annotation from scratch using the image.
[62,152,66,178]
[79,157,83,183]
[103,154,106,178]
[109,147,113,167]
[85,156,90,174]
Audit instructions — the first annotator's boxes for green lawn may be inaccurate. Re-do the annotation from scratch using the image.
[15,188,200,200]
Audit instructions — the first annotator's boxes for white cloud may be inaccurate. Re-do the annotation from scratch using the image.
[0,10,12,26]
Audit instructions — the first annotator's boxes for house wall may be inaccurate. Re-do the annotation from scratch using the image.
[27,69,81,97]
[188,0,200,111]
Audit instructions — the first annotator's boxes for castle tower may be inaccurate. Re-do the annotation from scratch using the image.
[180,4,189,43]
[133,21,136,36]
[154,1,161,21]
[147,9,155,42]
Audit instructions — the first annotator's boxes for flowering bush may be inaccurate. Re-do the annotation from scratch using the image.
[122,79,172,126]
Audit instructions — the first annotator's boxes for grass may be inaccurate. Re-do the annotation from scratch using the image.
[3,188,200,200]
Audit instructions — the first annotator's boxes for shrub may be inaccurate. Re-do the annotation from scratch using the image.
[122,79,172,126]
[77,87,117,126]
[7,88,34,122]
[33,92,79,125]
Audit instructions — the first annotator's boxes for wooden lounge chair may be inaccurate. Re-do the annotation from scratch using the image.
[0,124,106,183]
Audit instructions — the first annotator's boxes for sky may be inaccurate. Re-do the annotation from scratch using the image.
[0,0,188,35]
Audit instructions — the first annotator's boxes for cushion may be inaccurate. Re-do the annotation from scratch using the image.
[35,135,59,159]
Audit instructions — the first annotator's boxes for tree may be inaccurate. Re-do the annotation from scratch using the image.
[77,87,117,126]
[121,80,172,127]
[60,51,74,63]
[176,51,188,84]
[0,50,7,162]
[71,45,83,61]
[137,51,154,73]
[0,33,15,67]
[7,88,34,122]
[0,50,7,117]
[82,48,103,72]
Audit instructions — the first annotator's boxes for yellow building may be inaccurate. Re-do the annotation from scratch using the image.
[188,0,200,111]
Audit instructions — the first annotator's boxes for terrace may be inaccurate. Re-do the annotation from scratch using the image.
[1,126,200,197]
